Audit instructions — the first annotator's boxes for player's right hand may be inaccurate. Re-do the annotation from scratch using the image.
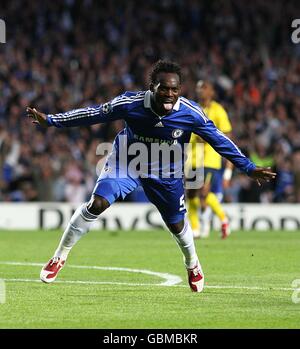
[26,107,49,127]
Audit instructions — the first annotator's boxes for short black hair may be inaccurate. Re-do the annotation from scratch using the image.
[149,59,182,85]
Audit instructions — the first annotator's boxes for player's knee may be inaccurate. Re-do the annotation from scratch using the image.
[200,186,209,200]
[167,220,185,235]
[87,195,110,216]
[186,189,199,199]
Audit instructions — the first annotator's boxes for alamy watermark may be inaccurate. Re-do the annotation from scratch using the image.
[291,279,300,304]
[95,135,205,190]
[291,19,300,44]
[0,19,6,43]
[0,279,5,304]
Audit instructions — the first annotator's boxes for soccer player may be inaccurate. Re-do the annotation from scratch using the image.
[187,80,233,239]
[26,60,276,293]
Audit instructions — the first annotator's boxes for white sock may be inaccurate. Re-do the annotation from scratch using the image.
[172,219,199,269]
[54,203,98,261]
[202,206,212,224]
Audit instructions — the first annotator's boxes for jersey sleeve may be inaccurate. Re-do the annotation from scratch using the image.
[193,115,255,175]
[46,93,130,128]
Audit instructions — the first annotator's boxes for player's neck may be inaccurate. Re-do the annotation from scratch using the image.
[200,99,212,108]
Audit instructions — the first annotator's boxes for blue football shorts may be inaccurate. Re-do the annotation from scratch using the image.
[92,164,186,224]
[204,167,223,195]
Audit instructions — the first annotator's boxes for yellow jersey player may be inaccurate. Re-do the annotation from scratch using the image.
[187,80,233,239]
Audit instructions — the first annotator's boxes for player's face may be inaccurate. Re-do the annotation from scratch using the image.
[151,72,181,114]
[196,81,214,101]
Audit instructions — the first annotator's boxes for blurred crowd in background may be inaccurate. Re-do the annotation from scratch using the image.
[1,0,300,204]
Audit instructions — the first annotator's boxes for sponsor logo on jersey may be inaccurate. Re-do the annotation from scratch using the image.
[133,133,176,146]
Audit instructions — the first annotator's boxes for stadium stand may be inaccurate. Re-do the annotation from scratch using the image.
[1,0,300,203]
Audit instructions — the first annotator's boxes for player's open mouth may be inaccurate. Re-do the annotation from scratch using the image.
[162,101,174,111]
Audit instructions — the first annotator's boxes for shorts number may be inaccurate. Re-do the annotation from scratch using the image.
[179,194,186,211]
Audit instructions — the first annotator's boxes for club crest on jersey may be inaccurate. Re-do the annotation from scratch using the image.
[172,129,184,138]
[102,102,112,114]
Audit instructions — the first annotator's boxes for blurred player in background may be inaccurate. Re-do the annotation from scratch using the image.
[187,80,234,239]
[27,60,276,293]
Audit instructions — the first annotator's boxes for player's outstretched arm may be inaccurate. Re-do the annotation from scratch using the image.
[26,93,131,128]
[26,107,49,127]
[249,167,276,186]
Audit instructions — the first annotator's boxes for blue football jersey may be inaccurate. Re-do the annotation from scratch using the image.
[47,90,256,177]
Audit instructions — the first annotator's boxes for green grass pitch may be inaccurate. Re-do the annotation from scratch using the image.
[0,229,299,329]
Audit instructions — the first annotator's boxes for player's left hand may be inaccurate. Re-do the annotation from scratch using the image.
[250,167,277,186]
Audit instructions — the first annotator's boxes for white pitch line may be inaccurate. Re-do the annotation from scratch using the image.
[0,261,294,291]
[0,261,182,286]
[1,278,294,291]
[204,285,294,291]
[2,278,177,287]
